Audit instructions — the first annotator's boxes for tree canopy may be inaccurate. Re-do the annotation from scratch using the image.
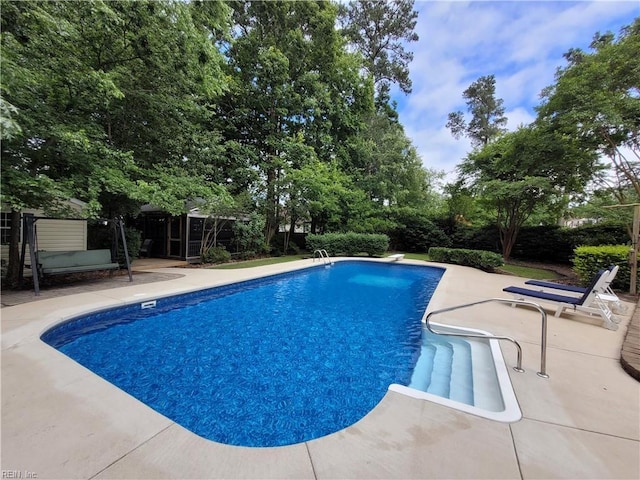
[1,0,432,280]
[537,19,640,206]
[447,75,507,148]
[339,0,419,97]
[460,123,599,259]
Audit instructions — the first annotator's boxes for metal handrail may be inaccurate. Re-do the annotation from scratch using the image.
[425,298,549,378]
[313,249,331,264]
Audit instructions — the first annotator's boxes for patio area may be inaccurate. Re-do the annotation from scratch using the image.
[1,259,639,479]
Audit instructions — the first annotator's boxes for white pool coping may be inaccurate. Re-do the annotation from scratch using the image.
[391,322,523,423]
[2,258,639,479]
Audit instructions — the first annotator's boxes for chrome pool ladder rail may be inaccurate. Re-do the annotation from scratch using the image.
[313,249,331,265]
[425,298,549,378]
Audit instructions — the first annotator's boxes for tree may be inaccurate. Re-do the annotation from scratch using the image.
[447,75,508,147]
[460,124,599,260]
[195,192,237,256]
[220,0,368,244]
[344,112,438,212]
[339,0,419,97]
[537,19,640,209]
[0,0,231,285]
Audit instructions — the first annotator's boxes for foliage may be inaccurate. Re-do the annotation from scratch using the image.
[388,211,451,252]
[0,0,230,215]
[442,181,493,228]
[0,97,21,140]
[446,222,628,264]
[568,189,635,225]
[202,246,231,264]
[573,245,637,290]
[88,222,141,264]
[220,0,371,243]
[196,192,237,255]
[447,224,501,253]
[508,226,574,264]
[511,223,628,263]
[428,247,504,272]
[537,19,640,209]
[0,0,434,278]
[343,113,441,210]
[338,0,419,97]
[459,123,599,260]
[570,222,630,248]
[232,212,267,255]
[447,75,507,148]
[306,232,389,257]
[0,0,232,283]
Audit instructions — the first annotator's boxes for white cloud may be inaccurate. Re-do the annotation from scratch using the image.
[504,107,536,132]
[395,1,639,182]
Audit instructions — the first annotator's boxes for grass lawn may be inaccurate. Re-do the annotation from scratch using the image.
[209,255,307,269]
[500,263,560,280]
[210,252,559,280]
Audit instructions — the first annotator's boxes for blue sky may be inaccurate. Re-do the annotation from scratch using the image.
[392,0,639,184]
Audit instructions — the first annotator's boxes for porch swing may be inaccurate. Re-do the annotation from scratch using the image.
[19,213,133,295]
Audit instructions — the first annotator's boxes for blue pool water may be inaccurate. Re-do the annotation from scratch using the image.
[42,261,443,447]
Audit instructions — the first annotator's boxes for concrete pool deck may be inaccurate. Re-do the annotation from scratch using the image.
[2,259,639,479]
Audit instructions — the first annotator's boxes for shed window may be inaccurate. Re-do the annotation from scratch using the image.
[1,212,14,245]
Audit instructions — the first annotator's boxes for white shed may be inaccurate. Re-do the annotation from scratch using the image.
[1,199,88,266]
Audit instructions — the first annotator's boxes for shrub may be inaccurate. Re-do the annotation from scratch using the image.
[202,246,231,264]
[442,222,629,264]
[572,245,636,290]
[88,222,141,264]
[509,226,574,263]
[571,223,629,248]
[306,232,389,256]
[447,224,501,253]
[233,213,268,255]
[389,218,452,252]
[428,247,504,272]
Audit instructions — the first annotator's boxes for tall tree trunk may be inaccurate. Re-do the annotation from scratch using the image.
[264,167,278,245]
[500,223,519,262]
[284,213,298,253]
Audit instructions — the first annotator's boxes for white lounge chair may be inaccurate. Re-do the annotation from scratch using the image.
[524,265,626,313]
[503,269,619,330]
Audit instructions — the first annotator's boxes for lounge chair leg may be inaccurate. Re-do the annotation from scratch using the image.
[600,309,619,331]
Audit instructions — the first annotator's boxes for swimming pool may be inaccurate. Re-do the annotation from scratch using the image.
[41,260,519,447]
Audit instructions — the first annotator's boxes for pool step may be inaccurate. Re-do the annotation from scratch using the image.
[427,341,453,398]
[468,340,504,412]
[409,344,436,392]
[448,339,474,405]
[408,333,480,407]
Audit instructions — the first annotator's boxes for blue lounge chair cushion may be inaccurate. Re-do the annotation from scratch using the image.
[505,269,606,306]
[524,280,585,294]
[502,286,581,305]
[524,266,615,295]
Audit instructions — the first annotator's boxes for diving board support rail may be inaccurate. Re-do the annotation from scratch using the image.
[313,249,332,265]
[425,298,549,378]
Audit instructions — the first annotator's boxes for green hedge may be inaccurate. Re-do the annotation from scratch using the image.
[443,222,629,264]
[306,232,389,257]
[202,246,231,264]
[573,245,636,290]
[389,218,452,252]
[445,224,501,254]
[88,223,141,265]
[428,247,504,272]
